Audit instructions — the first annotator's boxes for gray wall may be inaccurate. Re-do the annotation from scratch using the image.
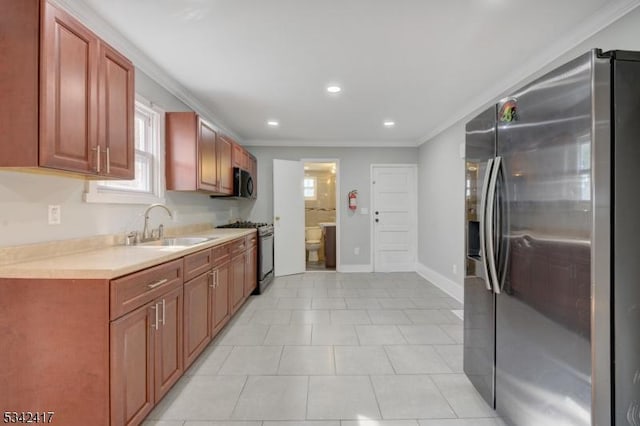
[417,123,465,283]
[416,8,640,291]
[0,69,240,247]
[241,146,418,267]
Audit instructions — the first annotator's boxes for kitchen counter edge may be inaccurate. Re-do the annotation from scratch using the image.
[0,229,256,280]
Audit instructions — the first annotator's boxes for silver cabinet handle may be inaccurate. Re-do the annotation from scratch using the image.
[486,156,502,294]
[161,299,166,326]
[151,304,159,330]
[92,147,101,173]
[148,278,168,289]
[208,270,219,288]
[479,158,494,291]
[105,147,110,174]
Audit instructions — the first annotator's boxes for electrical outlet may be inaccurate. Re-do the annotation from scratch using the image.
[48,205,61,225]
[452,264,457,275]
[354,247,360,255]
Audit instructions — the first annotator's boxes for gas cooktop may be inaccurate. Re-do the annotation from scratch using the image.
[217,221,270,229]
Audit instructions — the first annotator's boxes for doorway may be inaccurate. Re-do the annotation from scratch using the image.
[303,161,338,272]
[371,164,418,272]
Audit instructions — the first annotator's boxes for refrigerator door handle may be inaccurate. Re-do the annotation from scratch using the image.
[479,158,495,291]
[486,156,502,294]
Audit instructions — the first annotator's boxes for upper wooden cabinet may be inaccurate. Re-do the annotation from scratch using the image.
[166,112,236,195]
[217,135,234,194]
[99,43,135,178]
[0,0,134,178]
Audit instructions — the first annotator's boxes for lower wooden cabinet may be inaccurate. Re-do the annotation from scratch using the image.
[154,286,183,401]
[110,302,154,426]
[244,245,257,296]
[230,252,245,314]
[211,260,231,336]
[183,272,211,368]
[1,232,256,426]
[110,285,183,426]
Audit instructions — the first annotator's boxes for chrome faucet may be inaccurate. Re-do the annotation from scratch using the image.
[142,204,173,241]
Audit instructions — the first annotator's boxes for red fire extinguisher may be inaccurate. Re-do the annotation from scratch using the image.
[348,190,358,211]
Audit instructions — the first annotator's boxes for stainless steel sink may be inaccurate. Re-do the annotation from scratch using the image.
[140,236,217,247]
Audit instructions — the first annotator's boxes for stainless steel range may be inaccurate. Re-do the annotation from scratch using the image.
[217,221,274,294]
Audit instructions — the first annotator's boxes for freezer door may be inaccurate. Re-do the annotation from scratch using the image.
[612,53,640,426]
[463,107,496,408]
[495,51,595,426]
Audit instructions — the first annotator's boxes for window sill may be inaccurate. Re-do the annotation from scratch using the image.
[83,191,165,205]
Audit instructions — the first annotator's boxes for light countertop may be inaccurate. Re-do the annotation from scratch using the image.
[0,228,255,280]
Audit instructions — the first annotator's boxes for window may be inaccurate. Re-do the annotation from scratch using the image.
[84,96,165,204]
[304,176,317,200]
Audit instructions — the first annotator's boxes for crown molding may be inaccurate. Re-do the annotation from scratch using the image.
[244,139,419,148]
[416,0,640,146]
[50,0,243,142]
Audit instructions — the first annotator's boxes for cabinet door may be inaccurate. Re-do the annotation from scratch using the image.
[232,142,243,168]
[242,150,251,171]
[244,246,257,296]
[110,303,154,426]
[211,261,230,337]
[183,273,211,369]
[217,135,234,194]
[40,1,99,174]
[230,254,245,314]
[154,286,183,402]
[198,118,218,192]
[249,154,258,197]
[100,42,134,179]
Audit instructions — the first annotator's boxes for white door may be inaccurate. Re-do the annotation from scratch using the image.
[372,165,417,272]
[273,159,305,276]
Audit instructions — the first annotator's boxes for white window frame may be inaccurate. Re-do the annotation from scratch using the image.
[304,176,317,200]
[84,95,165,205]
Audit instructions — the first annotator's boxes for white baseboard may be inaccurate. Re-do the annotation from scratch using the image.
[415,262,464,303]
[338,264,373,273]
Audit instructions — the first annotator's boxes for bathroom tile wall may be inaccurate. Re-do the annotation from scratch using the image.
[305,170,336,227]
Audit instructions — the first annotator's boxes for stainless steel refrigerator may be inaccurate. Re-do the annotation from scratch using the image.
[464,49,640,425]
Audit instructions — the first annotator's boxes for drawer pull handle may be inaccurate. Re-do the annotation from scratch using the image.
[148,278,168,289]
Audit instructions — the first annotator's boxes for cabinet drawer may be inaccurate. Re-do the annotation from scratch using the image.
[229,237,247,257]
[110,259,183,320]
[212,244,230,266]
[184,248,213,282]
[246,233,257,248]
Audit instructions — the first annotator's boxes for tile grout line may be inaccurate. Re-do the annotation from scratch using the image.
[382,344,399,375]
[275,345,285,375]
[228,374,250,420]
[305,375,310,420]
[214,345,236,375]
[367,374,384,420]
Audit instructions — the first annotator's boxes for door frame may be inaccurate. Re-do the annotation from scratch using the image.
[370,164,418,272]
[301,158,341,273]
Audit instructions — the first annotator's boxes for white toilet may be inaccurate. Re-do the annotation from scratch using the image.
[305,226,323,262]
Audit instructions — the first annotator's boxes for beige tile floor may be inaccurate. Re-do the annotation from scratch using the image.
[144,272,505,426]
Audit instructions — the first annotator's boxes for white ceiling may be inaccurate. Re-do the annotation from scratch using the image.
[75,0,639,146]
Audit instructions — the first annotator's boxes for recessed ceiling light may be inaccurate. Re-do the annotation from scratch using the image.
[326,85,342,94]
[267,120,279,127]
[383,120,396,127]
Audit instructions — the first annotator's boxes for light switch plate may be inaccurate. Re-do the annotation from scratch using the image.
[360,207,369,215]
